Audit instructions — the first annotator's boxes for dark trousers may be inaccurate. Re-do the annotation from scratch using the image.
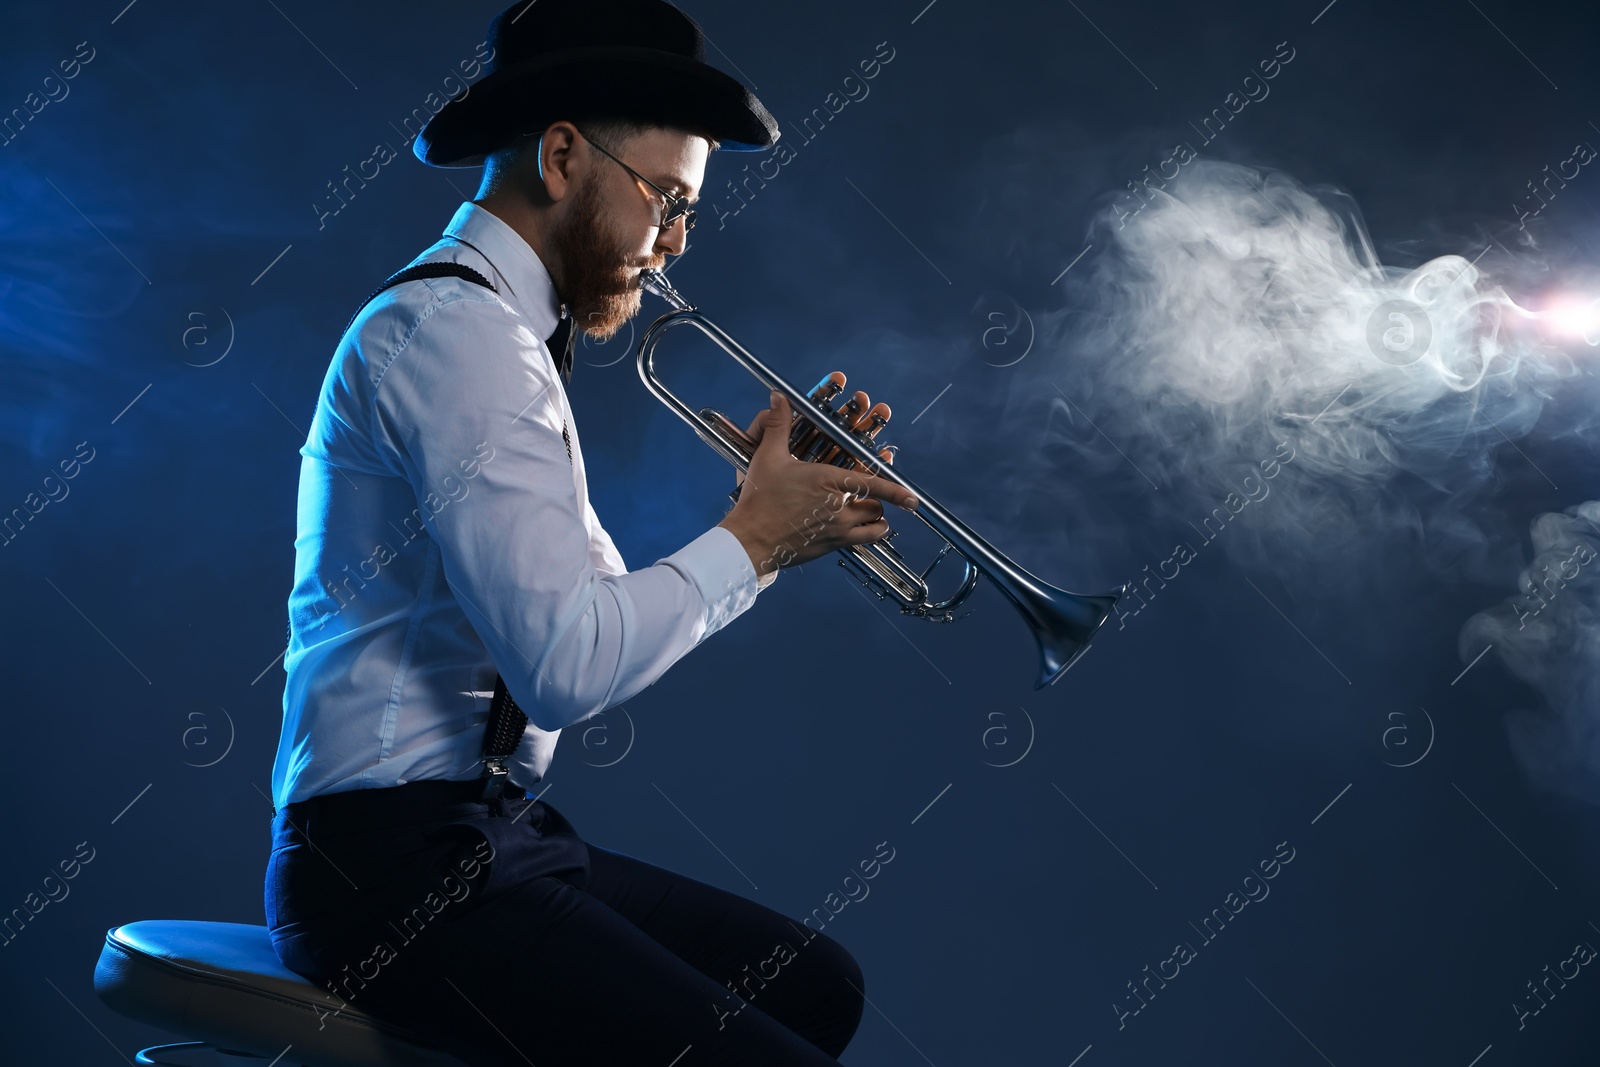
[264,781,865,1065]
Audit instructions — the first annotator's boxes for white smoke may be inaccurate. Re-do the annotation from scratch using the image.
[1004,158,1600,802]
[1462,502,1600,806]
[1032,159,1592,578]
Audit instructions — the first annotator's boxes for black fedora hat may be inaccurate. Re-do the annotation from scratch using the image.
[414,0,780,168]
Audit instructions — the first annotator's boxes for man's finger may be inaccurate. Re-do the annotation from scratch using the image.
[841,516,892,546]
[829,471,919,512]
[837,498,885,525]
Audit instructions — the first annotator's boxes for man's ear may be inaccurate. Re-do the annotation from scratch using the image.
[536,121,581,203]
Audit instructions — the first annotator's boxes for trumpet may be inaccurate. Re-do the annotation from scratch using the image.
[636,268,1127,689]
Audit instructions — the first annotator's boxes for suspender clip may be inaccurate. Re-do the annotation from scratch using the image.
[480,758,511,800]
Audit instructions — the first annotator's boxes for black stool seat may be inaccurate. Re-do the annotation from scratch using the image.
[93,920,468,1066]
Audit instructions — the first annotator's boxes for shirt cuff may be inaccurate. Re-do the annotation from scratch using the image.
[660,525,771,637]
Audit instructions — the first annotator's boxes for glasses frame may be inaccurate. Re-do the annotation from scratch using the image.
[572,126,698,234]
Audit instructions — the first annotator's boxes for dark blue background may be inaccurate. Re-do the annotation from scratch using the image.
[3,0,1599,1063]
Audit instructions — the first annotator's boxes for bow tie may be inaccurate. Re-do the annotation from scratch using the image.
[546,307,576,386]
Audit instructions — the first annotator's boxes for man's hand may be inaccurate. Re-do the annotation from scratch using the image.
[718,390,919,579]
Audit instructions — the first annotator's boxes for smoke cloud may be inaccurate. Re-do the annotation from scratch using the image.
[1036,160,1589,574]
[998,158,1600,800]
[1462,502,1600,806]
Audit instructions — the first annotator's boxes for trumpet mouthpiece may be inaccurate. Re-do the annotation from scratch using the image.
[640,268,695,312]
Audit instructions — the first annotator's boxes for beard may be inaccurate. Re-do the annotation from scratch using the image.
[549,169,662,341]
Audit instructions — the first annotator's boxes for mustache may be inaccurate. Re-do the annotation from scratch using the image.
[599,256,664,277]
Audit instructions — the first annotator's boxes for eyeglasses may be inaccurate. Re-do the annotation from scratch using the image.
[575,127,698,233]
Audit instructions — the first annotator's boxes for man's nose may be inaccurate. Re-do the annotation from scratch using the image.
[653,216,688,257]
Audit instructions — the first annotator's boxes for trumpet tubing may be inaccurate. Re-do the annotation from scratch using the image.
[635,268,1126,689]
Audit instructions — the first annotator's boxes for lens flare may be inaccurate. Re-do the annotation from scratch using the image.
[1529,295,1600,345]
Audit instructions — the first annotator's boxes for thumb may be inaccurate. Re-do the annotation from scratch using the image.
[757,390,790,451]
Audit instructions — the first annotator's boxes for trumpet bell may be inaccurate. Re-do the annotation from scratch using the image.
[1022,581,1127,688]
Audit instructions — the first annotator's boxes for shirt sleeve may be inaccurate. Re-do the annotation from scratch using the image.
[583,497,627,578]
[582,494,774,588]
[368,283,766,732]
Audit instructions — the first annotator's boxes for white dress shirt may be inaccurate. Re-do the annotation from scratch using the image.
[271,201,774,809]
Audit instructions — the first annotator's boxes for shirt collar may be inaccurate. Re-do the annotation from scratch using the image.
[441,201,564,341]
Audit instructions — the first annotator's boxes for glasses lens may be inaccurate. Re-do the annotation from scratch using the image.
[660,200,696,232]
[662,202,696,232]
[661,199,689,230]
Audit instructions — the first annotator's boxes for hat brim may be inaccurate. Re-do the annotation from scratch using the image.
[414,46,779,168]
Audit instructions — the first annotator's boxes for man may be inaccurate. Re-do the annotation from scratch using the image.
[264,1,917,1065]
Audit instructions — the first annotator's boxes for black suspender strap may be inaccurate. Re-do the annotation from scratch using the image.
[346,261,532,798]
[345,261,498,335]
[482,677,531,798]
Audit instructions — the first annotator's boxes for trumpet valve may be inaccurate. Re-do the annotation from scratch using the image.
[858,403,890,435]
[816,391,869,464]
[809,371,847,405]
[835,403,891,470]
[792,423,829,460]
[836,390,869,425]
[785,373,848,455]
